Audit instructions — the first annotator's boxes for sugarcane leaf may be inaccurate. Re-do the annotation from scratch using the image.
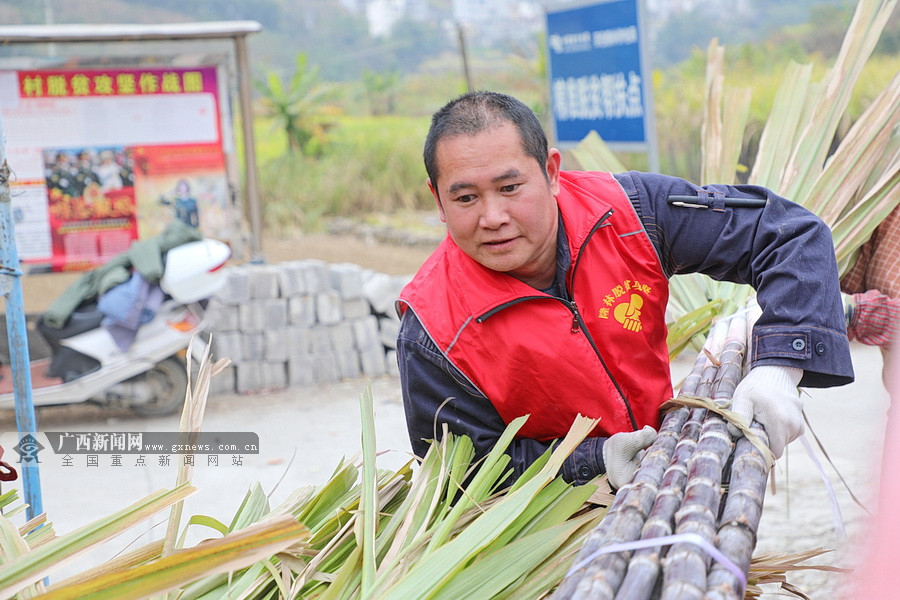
[358,385,378,595]
[227,483,271,533]
[496,515,603,600]
[0,515,45,598]
[508,445,554,494]
[50,540,165,589]
[423,415,528,554]
[38,515,308,600]
[749,61,814,190]
[570,131,628,173]
[185,515,229,537]
[661,395,774,468]
[379,416,597,600]
[431,514,597,600]
[0,484,196,599]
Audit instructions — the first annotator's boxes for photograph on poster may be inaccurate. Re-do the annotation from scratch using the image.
[131,143,231,241]
[42,145,138,271]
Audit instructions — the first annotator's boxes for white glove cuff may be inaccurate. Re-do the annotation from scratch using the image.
[747,365,803,388]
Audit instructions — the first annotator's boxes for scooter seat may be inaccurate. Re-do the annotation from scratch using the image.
[37,304,105,381]
[37,303,105,344]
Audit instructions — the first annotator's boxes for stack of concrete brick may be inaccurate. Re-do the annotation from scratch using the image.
[204,259,411,394]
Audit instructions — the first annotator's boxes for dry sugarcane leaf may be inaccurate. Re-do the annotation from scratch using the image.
[660,394,775,468]
[586,477,615,508]
[570,131,628,173]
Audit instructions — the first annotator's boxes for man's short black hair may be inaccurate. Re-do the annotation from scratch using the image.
[423,91,549,192]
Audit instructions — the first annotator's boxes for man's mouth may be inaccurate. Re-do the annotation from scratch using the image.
[483,237,516,246]
[483,237,516,248]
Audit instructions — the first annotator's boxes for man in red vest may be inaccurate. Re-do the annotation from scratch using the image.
[396,91,853,489]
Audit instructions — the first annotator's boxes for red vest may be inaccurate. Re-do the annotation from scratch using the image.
[398,171,672,441]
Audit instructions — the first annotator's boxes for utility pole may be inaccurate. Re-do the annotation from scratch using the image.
[455,21,473,92]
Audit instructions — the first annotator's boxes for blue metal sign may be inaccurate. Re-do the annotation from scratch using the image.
[546,0,651,147]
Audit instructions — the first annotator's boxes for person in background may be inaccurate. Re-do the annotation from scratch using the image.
[160,179,200,229]
[842,204,900,392]
[396,91,854,489]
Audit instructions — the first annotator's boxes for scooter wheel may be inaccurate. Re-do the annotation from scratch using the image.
[129,356,189,417]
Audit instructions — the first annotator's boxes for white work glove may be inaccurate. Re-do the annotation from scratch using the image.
[602,425,656,490]
[729,365,803,459]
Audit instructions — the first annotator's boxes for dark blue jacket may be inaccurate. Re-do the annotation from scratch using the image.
[397,171,854,485]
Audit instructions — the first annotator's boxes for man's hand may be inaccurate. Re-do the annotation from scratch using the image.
[602,425,656,490]
[729,365,803,458]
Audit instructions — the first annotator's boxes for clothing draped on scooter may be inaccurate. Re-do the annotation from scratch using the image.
[41,221,202,329]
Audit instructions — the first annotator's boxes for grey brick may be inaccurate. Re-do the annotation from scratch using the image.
[212,331,243,363]
[264,298,288,329]
[342,297,370,320]
[210,365,236,395]
[360,347,387,377]
[300,260,329,293]
[362,271,394,315]
[288,295,316,326]
[236,361,264,392]
[316,290,343,324]
[239,301,266,331]
[241,332,265,360]
[204,298,240,332]
[264,329,288,361]
[287,356,315,387]
[351,316,380,349]
[286,326,312,355]
[277,262,305,297]
[308,325,332,353]
[329,263,363,299]
[329,322,355,351]
[335,351,361,379]
[384,350,400,377]
[248,265,281,299]
[379,317,400,350]
[262,361,287,389]
[312,352,341,383]
[218,268,250,304]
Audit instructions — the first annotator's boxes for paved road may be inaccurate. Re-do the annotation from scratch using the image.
[0,344,891,596]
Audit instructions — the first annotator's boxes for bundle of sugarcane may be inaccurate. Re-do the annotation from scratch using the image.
[553,305,775,600]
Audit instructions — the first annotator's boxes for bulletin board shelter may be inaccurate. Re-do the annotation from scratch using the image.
[0,21,265,270]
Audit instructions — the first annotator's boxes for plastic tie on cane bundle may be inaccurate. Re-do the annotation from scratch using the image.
[565,532,747,589]
[798,433,846,538]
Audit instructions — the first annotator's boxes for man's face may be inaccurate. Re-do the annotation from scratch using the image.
[428,122,561,289]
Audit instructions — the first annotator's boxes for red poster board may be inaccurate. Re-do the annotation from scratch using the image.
[0,65,234,271]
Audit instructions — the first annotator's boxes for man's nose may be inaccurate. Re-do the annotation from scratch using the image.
[479,197,510,229]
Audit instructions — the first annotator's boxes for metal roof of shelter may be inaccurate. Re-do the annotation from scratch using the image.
[0,21,266,262]
[0,21,262,44]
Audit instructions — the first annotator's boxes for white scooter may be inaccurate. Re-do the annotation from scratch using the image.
[0,238,231,417]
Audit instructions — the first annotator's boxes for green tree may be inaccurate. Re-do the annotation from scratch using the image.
[254,53,340,156]
[361,69,402,115]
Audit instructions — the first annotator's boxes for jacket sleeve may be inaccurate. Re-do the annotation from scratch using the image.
[616,171,853,387]
[396,308,608,486]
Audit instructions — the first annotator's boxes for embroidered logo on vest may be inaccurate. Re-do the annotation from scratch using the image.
[597,278,653,333]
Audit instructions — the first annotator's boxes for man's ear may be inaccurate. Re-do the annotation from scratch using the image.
[427,178,446,223]
[546,149,562,196]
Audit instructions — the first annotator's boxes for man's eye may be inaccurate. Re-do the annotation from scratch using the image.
[455,194,476,204]
[500,184,520,193]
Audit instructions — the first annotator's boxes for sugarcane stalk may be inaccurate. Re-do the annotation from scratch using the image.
[659,412,733,600]
[612,322,731,600]
[660,316,745,600]
[704,424,770,600]
[613,406,706,600]
[703,306,770,599]
[552,321,730,600]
